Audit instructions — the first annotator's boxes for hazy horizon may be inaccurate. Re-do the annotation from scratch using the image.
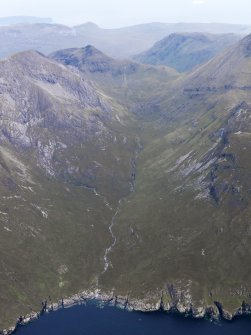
[0,0,250,28]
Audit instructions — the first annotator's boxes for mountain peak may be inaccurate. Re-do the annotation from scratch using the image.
[10,49,45,58]
[82,45,106,57]
[7,49,47,66]
[49,45,113,72]
[74,22,100,30]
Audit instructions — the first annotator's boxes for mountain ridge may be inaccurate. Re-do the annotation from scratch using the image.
[0,21,250,60]
[133,32,240,71]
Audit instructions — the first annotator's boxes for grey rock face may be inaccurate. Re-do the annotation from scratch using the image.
[0,50,112,172]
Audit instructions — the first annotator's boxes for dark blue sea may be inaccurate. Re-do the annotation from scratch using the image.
[15,301,251,335]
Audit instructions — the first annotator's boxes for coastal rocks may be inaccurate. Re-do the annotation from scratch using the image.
[127,298,161,312]
[58,290,251,323]
[0,311,40,334]
[114,295,129,309]
[175,302,191,314]
[17,313,40,326]
[235,301,251,318]
[59,289,115,310]
[0,328,15,335]
[191,306,206,319]
[204,305,220,319]
[214,301,233,320]
[4,288,251,334]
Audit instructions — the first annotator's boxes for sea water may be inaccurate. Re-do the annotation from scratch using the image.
[15,301,251,335]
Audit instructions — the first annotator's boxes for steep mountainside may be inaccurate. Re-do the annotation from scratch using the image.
[99,34,251,317]
[133,33,240,71]
[0,21,250,60]
[2,35,251,331]
[0,50,144,328]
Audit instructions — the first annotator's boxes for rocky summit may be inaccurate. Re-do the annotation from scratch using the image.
[1,33,251,331]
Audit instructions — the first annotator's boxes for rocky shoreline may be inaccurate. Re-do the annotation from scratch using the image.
[1,289,251,334]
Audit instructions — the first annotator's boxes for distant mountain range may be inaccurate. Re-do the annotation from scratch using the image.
[0,21,250,59]
[133,32,241,72]
[0,16,53,25]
